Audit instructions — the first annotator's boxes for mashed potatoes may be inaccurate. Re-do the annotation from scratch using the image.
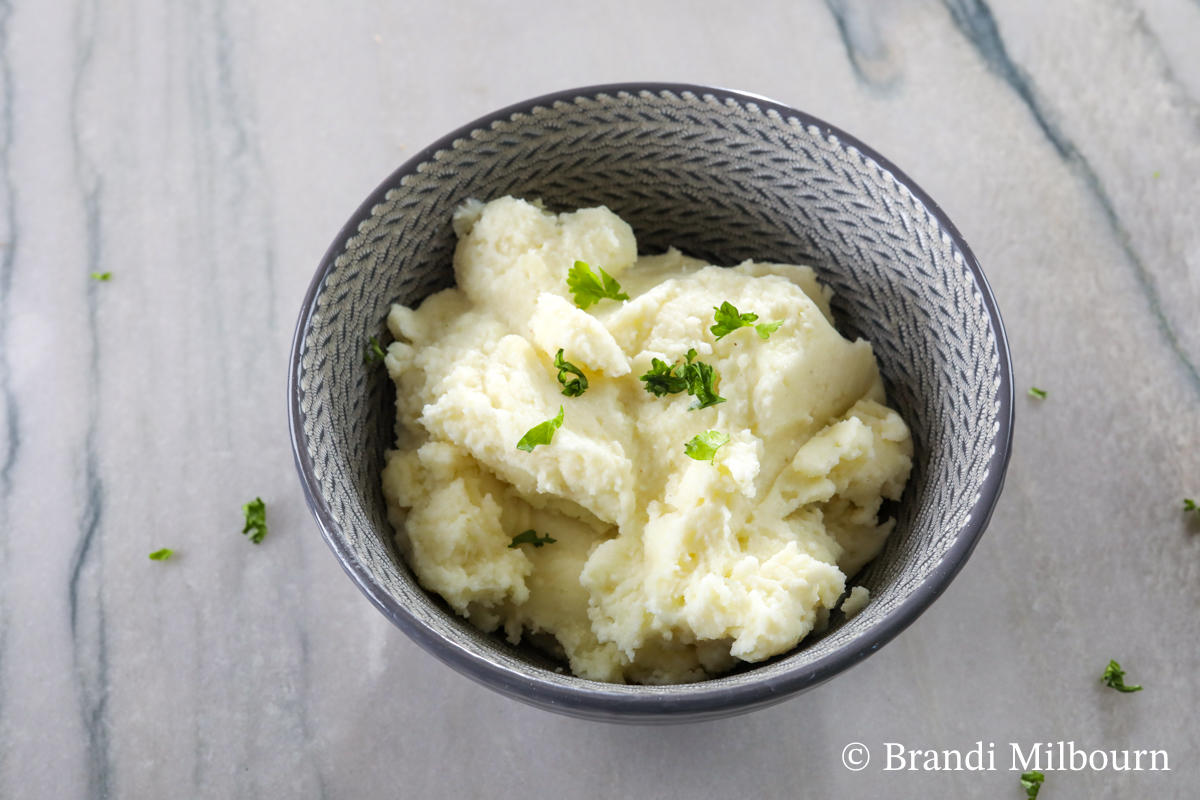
[380,197,912,684]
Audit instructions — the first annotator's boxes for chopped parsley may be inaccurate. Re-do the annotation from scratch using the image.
[639,358,689,397]
[753,319,783,339]
[1028,387,1048,399]
[683,354,725,410]
[1020,770,1044,798]
[517,406,564,452]
[242,497,268,544]
[1185,498,1197,514]
[567,260,629,309]
[638,349,726,411]
[1101,659,1142,693]
[90,272,112,281]
[508,529,557,548]
[148,548,174,561]
[684,431,730,461]
[363,336,387,364]
[710,301,784,341]
[553,349,588,397]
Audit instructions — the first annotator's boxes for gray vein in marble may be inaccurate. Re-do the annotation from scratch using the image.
[940,0,1200,394]
[67,0,110,795]
[177,3,320,794]
[182,0,280,429]
[823,0,901,91]
[182,0,233,424]
[207,0,279,333]
[293,631,332,800]
[0,1,16,787]
[1135,0,1200,104]
[0,0,17,504]
[827,0,1200,394]
[1126,2,1200,119]
[182,3,231,788]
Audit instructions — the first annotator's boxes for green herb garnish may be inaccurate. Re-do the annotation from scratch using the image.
[553,349,588,397]
[1185,498,1197,513]
[242,497,267,544]
[1028,387,1048,399]
[567,260,629,309]
[508,529,557,548]
[638,349,726,410]
[753,319,783,339]
[1101,659,1142,693]
[90,272,112,281]
[684,431,730,461]
[363,336,387,365]
[710,301,783,341]
[148,548,174,561]
[682,349,726,411]
[1020,770,1044,798]
[517,406,564,452]
[639,358,689,397]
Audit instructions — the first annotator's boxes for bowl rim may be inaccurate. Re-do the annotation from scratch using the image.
[288,81,1015,723]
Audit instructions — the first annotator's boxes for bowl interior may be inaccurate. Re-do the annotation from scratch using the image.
[292,85,1011,722]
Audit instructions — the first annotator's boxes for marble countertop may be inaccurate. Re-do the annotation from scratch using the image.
[3,0,1198,797]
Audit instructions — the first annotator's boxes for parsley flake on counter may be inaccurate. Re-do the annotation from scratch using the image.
[1185,498,1197,514]
[90,272,112,281]
[1028,387,1048,399]
[684,431,730,461]
[517,406,564,452]
[242,497,268,544]
[148,548,174,561]
[553,349,588,397]
[363,336,387,365]
[638,349,726,410]
[710,301,783,341]
[1020,770,1044,798]
[1101,659,1142,693]
[508,529,557,548]
[567,260,629,309]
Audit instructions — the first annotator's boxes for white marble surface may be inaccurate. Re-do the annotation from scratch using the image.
[2,0,1199,797]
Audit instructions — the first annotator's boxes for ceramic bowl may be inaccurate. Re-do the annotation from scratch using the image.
[288,83,1014,724]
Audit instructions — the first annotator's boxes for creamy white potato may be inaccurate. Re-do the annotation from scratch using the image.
[381,197,912,684]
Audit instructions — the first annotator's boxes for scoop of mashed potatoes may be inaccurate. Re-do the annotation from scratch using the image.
[380,197,912,684]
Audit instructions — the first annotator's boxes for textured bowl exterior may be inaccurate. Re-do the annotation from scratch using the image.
[289,83,1014,724]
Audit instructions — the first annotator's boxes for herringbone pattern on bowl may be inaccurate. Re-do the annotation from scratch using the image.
[293,85,1010,712]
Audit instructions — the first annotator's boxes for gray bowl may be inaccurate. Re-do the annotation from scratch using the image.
[288,83,1014,724]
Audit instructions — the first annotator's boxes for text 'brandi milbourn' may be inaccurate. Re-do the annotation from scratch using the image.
[883,742,1169,772]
